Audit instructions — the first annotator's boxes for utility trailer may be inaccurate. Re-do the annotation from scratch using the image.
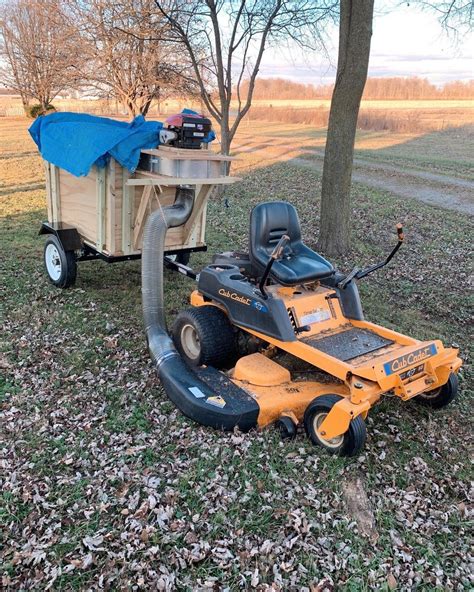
[40,146,238,287]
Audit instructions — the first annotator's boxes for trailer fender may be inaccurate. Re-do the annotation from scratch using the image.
[39,222,83,251]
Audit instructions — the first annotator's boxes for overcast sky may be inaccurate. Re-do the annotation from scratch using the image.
[259,3,473,86]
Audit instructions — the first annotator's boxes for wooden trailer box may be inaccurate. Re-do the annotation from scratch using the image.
[44,146,238,258]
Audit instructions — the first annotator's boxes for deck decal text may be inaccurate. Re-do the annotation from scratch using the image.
[384,344,437,375]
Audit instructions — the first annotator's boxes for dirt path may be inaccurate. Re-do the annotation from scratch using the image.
[232,135,474,215]
[291,152,474,216]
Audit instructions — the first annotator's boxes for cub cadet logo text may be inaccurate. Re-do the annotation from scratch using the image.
[219,288,251,306]
[384,344,437,376]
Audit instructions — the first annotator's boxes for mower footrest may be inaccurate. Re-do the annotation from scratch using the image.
[304,328,393,362]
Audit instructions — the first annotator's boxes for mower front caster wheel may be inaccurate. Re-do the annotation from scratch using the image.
[304,394,366,457]
[276,416,297,440]
[43,235,77,288]
[415,373,459,409]
[172,306,237,368]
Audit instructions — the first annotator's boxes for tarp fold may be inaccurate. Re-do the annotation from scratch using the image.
[29,112,163,177]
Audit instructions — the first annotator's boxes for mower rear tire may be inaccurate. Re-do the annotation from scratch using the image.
[172,306,237,368]
[415,373,459,409]
[304,394,366,457]
[43,235,77,288]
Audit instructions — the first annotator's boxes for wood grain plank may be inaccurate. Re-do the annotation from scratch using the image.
[57,168,97,242]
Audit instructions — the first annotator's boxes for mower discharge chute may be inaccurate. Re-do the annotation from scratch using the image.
[143,195,462,457]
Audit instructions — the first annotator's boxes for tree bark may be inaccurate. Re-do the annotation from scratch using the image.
[126,100,137,118]
[20,94,30,114]
[317,0,374,256]
[217,98,234,178]
[141,97,153,116]
[215,122,232,197]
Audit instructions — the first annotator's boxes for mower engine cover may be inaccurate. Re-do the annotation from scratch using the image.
[165,112,212,149]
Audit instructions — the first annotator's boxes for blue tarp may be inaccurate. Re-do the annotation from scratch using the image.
[29,112,163,177]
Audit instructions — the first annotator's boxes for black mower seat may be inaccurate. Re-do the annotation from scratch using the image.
[249,201,334,286]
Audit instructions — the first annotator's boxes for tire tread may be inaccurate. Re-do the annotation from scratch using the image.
[416,373,459,409]
[44,235,77,289]
[304,394,366,457]
[172,306,237,368]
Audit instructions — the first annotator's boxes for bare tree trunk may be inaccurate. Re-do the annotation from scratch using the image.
[317,0,374,256]
[126,101,137,118]
[20,93,30,114]
[215,123,231,198]
[141,98,153,116]
[217,96,234,179]
[220,124,231,171]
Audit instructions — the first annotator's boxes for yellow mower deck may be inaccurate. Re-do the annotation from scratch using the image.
[190,283,461,441]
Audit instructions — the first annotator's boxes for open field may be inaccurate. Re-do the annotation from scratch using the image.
[245,100,474,133]
[0,97,198,118]
[2,96,473,111]
[2,97,473,130]
[251,99,474,109]
[1,117,473,590]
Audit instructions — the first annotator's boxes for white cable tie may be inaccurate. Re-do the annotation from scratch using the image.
[153,184,168,229]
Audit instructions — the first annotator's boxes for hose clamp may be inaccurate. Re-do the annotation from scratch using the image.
[155,349,179,370]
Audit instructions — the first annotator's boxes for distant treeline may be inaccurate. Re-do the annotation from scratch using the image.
[242,77,474,100]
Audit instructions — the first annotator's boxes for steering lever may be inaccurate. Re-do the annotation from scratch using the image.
[337,224,404,290]
[259,234,290,299]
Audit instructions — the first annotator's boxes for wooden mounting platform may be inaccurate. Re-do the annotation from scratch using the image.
[142,146,237,161]
[127,173,241,186]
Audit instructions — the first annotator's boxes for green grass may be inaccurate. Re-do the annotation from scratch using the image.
[1,119,472,590]
[355,125,474,179]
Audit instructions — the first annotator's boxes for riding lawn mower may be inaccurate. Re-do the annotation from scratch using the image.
[142,197,462,457]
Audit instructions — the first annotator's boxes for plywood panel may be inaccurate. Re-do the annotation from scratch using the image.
[103,158,126,256]
[121,169,133,256]
[58,167,98,244]
[132,186,153,247]
[96,167,106,250]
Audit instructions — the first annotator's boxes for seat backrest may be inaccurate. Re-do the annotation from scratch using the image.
[249,201,301,268]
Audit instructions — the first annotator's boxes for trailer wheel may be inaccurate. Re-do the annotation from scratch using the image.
[304,394,366,457]
[172,306,237,368]
[415,373,459,409]
[43,235,77,288]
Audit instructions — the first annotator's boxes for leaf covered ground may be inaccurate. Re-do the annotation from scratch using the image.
[1,119,473,590]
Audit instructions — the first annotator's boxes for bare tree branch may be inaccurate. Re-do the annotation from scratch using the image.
[403,1,473,35]
[0,0,84,112]
[65,0,199,117]
[155,0,335,167]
